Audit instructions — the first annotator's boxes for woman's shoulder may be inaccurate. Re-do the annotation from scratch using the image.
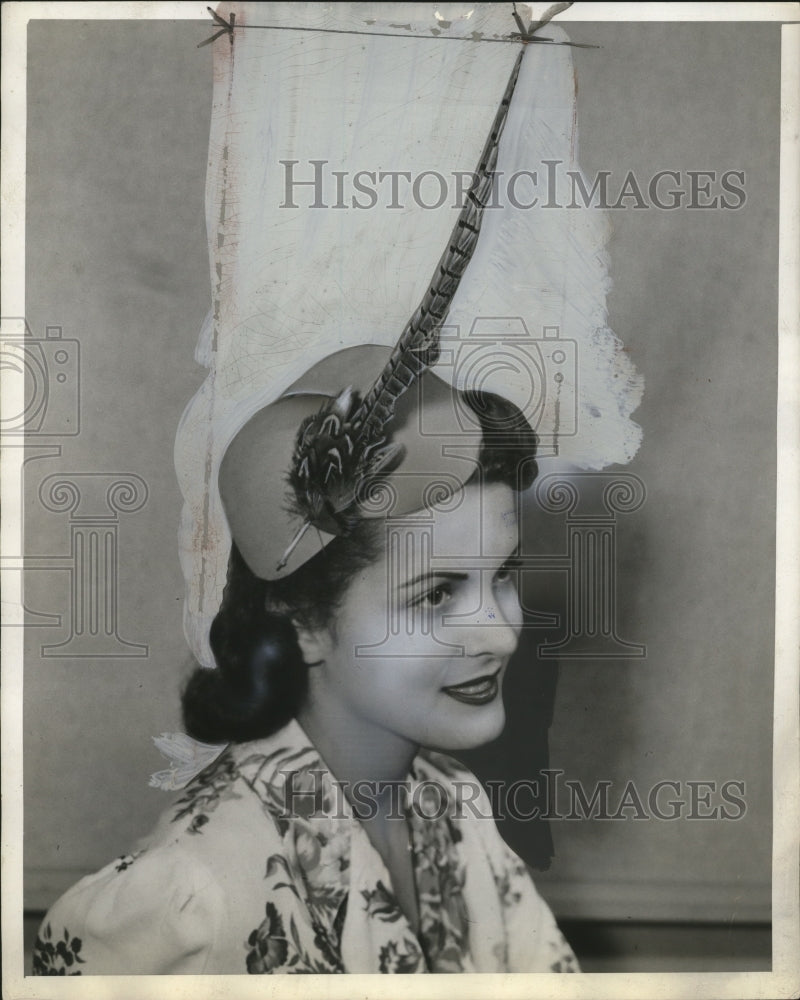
[32,737,302,976]
[32,839,228,975]
[160,726,323,833]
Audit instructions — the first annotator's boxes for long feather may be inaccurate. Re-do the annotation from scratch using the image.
[279,50,526,568]
[354,50,524,446]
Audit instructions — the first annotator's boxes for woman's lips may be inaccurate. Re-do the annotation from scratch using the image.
[441,667,502,706]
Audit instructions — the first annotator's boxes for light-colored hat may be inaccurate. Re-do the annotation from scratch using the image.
[219,346,488,580]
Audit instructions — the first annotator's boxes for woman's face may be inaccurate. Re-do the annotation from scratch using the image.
[305,482,522,754]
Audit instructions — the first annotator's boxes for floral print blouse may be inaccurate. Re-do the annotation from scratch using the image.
[33,720,579,975]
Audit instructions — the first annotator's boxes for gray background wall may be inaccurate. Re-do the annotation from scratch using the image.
[22,17,778,963]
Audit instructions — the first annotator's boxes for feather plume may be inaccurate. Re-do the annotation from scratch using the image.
[287,386,405,536]
[278,51,526,570]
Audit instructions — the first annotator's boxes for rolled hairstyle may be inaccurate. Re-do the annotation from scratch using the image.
[181,389,538,744]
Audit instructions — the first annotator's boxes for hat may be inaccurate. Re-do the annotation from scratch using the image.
[219,346,490,579]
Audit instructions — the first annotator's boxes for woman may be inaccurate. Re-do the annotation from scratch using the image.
[33,14,579,973]
[32,346,578,975]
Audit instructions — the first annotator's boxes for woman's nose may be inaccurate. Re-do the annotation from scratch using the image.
[455,578,522,659]
[479,610,521,659]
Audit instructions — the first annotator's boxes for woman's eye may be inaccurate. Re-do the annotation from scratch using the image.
[494,558,521,586]
[414,584,451,609]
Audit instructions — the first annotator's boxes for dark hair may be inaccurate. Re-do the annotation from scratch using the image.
[181,389,537,743]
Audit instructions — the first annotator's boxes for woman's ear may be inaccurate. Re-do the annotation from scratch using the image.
[292,621,333,667]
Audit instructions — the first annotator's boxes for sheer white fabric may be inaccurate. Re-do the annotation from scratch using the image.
[175,2,643,667]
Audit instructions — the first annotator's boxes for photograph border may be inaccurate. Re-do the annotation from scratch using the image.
[2,3,798,998]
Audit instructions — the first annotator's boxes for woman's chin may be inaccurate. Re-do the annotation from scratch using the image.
[435,701,507,751]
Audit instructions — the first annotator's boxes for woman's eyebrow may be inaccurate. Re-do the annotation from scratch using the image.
[400,543,522,589]
[399,571,469,590]
[500,545,523,568]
